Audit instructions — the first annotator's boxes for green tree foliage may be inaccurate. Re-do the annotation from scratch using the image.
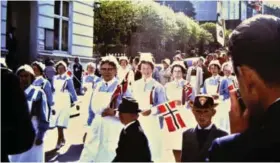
[94,0,213,57]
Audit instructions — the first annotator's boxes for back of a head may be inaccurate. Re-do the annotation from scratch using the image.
[229,15,280,85]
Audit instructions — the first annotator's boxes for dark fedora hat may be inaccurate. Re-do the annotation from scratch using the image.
[189,94,219,109]
[118,97,141,113]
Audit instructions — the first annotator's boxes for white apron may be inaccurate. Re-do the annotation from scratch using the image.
[206,82,219,96]
[190,76,197,95]
[135,90,163,162]
[164,84,196,150]
[49,79,71,128]
[9,90,44,162]
[213,99,231,133]
[81,83,94,115]
[80,91,123,162]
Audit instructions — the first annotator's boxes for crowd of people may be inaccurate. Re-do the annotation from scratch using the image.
[1,14,280,162]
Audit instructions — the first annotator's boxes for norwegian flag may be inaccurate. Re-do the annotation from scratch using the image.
[66,70,72,77]
[157,101,186,132]
[109,85,122,109]
[182,82,193,105]
[121,72,130,94]
[228,82,235,91]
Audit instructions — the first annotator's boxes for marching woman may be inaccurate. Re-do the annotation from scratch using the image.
[219,62,238,101]
[131,53,167,162]
[80,56,130,162]
[31,61,54,119]
[186,59,203,96]
[117,56,134,90]
[82,62,101,94]
[80,62,101,124]
[202,60,222,100]
[164,61,196,162]
[9,65,49,162]
[51,61,78,149]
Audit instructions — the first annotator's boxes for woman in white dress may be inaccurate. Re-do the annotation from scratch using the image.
[31,61,54,121]
[117,56,134,91]
[9,65,49,162]
[51,61,78,149]
[80,56,131,162]
[131,53,167,162]
[164,61,197,162]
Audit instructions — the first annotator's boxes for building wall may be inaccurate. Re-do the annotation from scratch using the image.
[37,0,94,60]
[191,1,217,21]
[1,0,7,53]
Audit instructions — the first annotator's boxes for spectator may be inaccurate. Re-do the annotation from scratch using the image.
[181,95,228,162]
[208,15,280,161]
[159,58,171,85]
[1,62,35,162]
[73,57,83,95]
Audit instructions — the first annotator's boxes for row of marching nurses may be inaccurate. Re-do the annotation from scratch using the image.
[80,54,193,162]
[8,59,81,162]
[80,53,237,162]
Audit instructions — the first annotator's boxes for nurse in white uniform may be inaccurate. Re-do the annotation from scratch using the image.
[186,60,203,96]
[80,56,131,162]
[51,61,78,149]
[117,56,134,91]
[131,53,167,162]
[9,65,49,162]
[164,61,196,162]
[31,61,54,121]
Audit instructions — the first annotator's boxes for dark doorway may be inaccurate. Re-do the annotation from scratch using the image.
[6,1,32,69]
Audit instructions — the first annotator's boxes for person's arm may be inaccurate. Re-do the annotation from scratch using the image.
[203,80,207,94]
[66,78,78,102]
[87,91,95,126]
[44,80,54,107]
[151,85,167,115]
[36,91,50,144]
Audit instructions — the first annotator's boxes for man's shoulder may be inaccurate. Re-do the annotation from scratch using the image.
[183,128,196,136]
[211,133,241,150]
[214,126,229,136]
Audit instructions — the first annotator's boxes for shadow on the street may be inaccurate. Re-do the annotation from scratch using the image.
[55,144,84,162]
[45,149,60,162]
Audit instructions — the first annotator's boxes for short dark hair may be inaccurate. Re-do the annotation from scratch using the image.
[31,62,43,75]
[229,15,280,85]
[133,56,140,65]
[100,60,117,69]
[171,65,186,74]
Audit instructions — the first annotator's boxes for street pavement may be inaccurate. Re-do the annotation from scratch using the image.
[44,96,88,162]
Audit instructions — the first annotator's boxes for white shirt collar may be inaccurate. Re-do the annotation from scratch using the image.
[124,121,136,130]
[197,123,213,130]
[103,77,117,87]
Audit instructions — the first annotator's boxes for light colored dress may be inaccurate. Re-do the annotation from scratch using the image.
[9,85,49,162]
[49,73,77,128]
[163,79,197,150]
[80,77,130,162]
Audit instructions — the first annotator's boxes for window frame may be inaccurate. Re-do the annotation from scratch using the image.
[53,0,72,53]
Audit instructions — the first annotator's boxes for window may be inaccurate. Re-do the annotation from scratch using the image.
[45,29,54,50]
[54,0,70,51]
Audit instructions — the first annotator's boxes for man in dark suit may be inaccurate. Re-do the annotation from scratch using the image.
[181,95,228,162]
[113,97,151,162]
[73,57,83,95]
[208,15,280,161]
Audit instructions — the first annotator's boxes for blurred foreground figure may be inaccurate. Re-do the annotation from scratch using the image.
[208,15,280,161]
[1,62,35,162]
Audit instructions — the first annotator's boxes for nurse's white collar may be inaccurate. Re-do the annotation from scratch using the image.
[102,77,117,87]
[142,77,153,83]
[174,78,184,83]
[24,85,33,95]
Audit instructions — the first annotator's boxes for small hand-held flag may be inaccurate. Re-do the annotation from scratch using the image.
[110,85,122,109]
[157,101,186,132]
[121,72,130,94]
[182,82,193,105]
